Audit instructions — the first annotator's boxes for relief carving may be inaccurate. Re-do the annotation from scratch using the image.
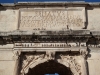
[13,50,21,60]
[21,51,56,75]
[21,52,83,75]
[46,51,55,60]
[80,49,88,58]
[69,57,81,75]
[21,54,45,75]
[59,55,81,75]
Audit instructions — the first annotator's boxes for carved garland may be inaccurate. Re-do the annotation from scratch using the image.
[21,51,55,75]
[58,55,81,75]
[20,51,86,75]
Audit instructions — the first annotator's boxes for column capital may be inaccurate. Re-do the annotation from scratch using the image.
[13,50,21,60]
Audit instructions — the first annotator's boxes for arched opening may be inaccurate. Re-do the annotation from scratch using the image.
[26,60,73,75]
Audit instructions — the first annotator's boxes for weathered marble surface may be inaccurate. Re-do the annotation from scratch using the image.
[0,61,15,75]
[19,7,85,30]
[0,9,19,31]
[0,4,100,31]
[87,51,100,75]
[0,2,100,75]
[0,44,100,75]
[87,8,100,30]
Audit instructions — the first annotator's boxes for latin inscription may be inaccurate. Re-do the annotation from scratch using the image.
[19,9,83,30]
[14,43,83,48]
[14,43,70,48]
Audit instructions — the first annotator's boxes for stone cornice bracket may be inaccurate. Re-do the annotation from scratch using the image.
[79,49,88,59]
[13,50,21,60]
[46,51,55,60]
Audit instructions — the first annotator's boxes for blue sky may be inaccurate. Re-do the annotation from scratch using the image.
[0,0,100,3]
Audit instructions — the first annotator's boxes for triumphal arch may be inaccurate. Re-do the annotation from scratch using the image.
[0,2,100,75]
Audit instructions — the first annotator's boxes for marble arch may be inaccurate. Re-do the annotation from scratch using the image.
[25,60,73,75]
[18,50,87,75]
[1,2,100,75]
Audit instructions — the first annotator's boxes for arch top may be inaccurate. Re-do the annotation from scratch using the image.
[20,52,85,75]
[26,60,73,75]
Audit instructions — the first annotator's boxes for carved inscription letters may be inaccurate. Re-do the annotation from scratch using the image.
[20,9,83,30]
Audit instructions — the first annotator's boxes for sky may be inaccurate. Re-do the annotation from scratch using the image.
[0,0,100,3]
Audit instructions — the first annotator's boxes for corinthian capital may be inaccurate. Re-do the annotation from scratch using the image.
[13,50,21,60]
[80,49,88,58]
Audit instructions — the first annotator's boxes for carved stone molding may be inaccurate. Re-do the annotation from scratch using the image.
[13,50,21,60]
[21,54,45,75]
[57,55,81,75]
[21,52,56,75]
[46,51,55,60]
[80,49,88,58]
[20,52,86,75]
